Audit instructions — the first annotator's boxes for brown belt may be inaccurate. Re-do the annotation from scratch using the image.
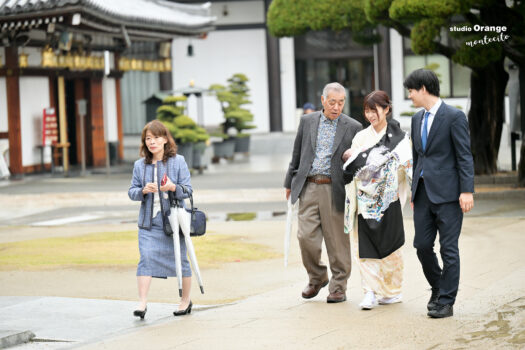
[307,175,332,184]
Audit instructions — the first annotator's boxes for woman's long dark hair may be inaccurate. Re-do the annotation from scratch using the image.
[140,120,177,164]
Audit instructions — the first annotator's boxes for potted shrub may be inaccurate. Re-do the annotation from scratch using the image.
[193,126,209,174]
[156,95,210,170]
[209,73,256,156]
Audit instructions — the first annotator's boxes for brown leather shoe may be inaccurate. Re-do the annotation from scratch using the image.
[301,280,329,299]
[327,291,347,303]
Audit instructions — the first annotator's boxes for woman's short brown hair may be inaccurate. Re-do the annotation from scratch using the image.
[140,120,177,164]
[363,90,392,117]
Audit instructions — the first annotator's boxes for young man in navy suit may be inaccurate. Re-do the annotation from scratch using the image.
[404,69,475,318]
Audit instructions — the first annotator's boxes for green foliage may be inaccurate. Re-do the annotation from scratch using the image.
[174,115,197,129]
[209,73,256,134]
[163,95,188,104]
[364,0,393,23]
[157,105,182,122]
[410,18,445,55]
[195,126,210,142]
[174,128,199,144]
[452,37,503,68]
[267,0,380,45]
[155,95,209,145]
[389,0,471,20]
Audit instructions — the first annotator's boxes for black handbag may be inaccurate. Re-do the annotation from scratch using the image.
[178,185,207,237]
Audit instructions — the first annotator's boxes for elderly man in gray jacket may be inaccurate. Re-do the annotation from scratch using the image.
[285,82,362,303]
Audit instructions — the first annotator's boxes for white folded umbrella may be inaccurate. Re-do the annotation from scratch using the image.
[167,212,183,297]
[284,198,296,267]
[177,207,204,294]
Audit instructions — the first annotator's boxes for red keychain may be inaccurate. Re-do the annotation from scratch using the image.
[161,174,167,186]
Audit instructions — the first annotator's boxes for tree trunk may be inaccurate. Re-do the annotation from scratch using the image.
[517,67,525,187]
[468,59,509,175]
[519,139,525,187]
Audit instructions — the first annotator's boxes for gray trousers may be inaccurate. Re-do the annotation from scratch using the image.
[297,182,351,293]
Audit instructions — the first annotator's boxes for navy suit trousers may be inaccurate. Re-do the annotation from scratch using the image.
[413,179,463,306]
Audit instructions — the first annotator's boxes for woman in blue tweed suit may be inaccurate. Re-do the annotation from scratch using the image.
[128,120,193,318]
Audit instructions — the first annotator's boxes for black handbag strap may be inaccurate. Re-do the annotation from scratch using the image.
[178,184,195,213]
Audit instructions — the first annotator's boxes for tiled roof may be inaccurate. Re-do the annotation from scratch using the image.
[0,0,215,34]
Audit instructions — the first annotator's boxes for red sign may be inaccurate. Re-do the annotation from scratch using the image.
[43,108,58,145]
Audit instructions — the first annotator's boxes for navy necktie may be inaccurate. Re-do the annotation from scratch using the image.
[421,111,430,151]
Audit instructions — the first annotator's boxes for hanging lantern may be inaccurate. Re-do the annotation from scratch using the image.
[144,60,153,72]
[78,55,87,70]
[163,58,172,72]
[152,60,159,72]
[86,55,94,70]
[57,54,66,68]
[95,56,104,70]
[41,47,57,68]
[19,52,29,68]
[73,54,81,69]
[130,58,138,71]
[65,53,74,68]
[118,57,127,71]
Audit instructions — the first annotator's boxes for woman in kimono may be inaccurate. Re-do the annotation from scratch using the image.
[342,90,412,310]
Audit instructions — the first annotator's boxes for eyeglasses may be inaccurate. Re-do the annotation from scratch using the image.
[327,99,345,107]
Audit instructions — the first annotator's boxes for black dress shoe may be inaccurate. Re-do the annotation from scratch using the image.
[174,301,192,316]
[133,307,147,319]
[428,304,453,318]
[427,288,440,311]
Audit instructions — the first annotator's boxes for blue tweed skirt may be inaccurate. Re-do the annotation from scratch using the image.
[137,212,192,278]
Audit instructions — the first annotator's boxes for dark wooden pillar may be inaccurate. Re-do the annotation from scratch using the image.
[5,46,23,177]
[74,79,86,163]
[265,0,283,132]
[89,78,106,167]
[377,26,392,97]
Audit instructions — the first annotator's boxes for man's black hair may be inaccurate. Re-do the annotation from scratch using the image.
[403,69,440,97]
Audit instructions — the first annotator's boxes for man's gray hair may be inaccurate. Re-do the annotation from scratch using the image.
[322,82,346,99]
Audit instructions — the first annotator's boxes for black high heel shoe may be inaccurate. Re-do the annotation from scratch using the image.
[133,307,147,319]
[173,301,192,316]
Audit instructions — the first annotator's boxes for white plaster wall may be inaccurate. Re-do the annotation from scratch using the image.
[0,77,7,132]
[172,29,270,133]
[280,37,297,132]
[19,77,50,166]
[209,1,265,25]
[102,77,118,142]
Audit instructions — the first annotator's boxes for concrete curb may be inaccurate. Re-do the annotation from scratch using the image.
[0,330,35,349]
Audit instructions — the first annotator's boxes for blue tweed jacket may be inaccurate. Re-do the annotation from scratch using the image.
[128,155,193,234]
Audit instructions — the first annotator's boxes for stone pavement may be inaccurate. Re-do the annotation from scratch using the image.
[1,216,525,349]
[1,154,524,349]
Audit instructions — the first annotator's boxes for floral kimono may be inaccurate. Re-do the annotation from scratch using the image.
[343,120,412,298]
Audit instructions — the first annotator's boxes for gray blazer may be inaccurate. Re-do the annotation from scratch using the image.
[284,111,362,212]
[128,155,192,234]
